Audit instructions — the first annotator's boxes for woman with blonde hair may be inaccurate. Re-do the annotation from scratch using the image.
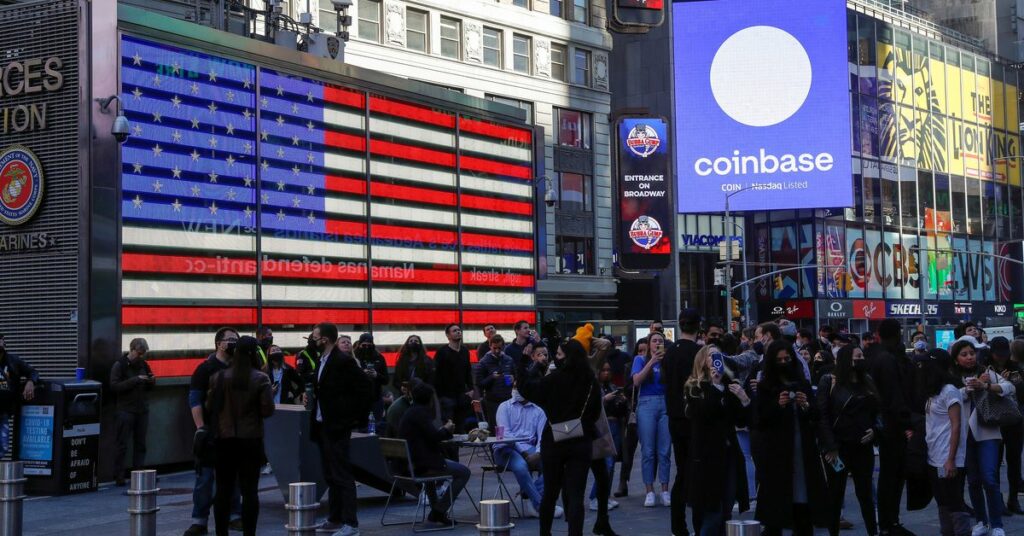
[683,344,751,535]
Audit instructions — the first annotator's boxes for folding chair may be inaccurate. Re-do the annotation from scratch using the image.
[379,438,457,532]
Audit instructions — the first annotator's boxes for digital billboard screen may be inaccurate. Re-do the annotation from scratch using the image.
[673,0,852,213]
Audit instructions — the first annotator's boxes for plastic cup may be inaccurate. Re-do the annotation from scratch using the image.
[75,367,86,381]
[495,425,505,440]
[504,374,513,386]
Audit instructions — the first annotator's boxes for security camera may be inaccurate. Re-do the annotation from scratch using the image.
[331,0,352,8]
[112,114,131,144]
[544,187,556,207]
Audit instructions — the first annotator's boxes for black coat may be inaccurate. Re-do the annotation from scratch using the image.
[753,378,830,528]
[685,382,750,514]
[867,341,917,435]
[310,348,372,440]
[110,354,154,414]
[815,375,880,452]
[662,339,699,436]
[398,403,453,475]
[518,360,601,445]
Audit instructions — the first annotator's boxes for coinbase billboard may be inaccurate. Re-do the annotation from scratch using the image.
[673,0,852,213]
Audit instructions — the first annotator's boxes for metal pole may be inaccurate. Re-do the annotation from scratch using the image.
[285,482,319,536]
[741,225,749,327]
[920,271,927,331]
[127,470,159,536]
[477,499,514,536]
[725,196,732,330]
[0,462,24,536]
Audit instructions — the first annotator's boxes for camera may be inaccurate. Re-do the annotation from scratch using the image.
[112,115,131,143]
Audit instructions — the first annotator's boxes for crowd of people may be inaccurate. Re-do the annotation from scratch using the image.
[94,313,1024,536]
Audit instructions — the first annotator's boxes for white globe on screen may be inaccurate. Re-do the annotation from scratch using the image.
[709,25,812,127]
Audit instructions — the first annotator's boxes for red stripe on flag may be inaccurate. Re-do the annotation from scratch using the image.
[123,253,370,282]
[325,175,367,195]
[371,182,456,207]
[460,118,532,144]
[262,308,369,324]
[462,233,534,252]
[123,306,370,326]
[371,139,455,168]
[463,311,537,325]
[460,155,532,179]
[324,130,367,152]
[370,97,455,129]
[323,86,366,109]
[461,194,533,216]
[325,219,369,237]
[461,271,535,288]
[372,224,457,246]
[374,309,459,324]
[149,358,207,377]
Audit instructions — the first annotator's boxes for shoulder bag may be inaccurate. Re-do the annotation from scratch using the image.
[975,386,1023,427]
[551,381,594,443]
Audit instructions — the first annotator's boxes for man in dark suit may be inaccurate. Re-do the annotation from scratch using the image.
[311,322,372,536]
[661,308,701,536]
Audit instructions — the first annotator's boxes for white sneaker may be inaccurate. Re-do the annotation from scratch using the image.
[523,501,540,518]
[333,526,360,536]
[553,505,564,518]
[589,498,599,511]
[972,522,989,536]
[990,529,1005,536]
[608,499,619,510]
[643,492,656,507]
[660,491,671,506]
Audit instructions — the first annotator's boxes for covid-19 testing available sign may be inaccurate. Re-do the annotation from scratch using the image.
[673,0,852,213]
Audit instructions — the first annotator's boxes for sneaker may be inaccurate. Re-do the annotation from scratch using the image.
[972,522,989,536]
[589,498,599,511]
[840,518,854,529]
[316,520,344,533]
[608,499,619,511]
[228,519,243,532]
[553,505,564,519]
[660,491,671,507]
[332,526,360,536]
[991,529,1005,536]
[260,464,273,475]
[643,492,656,507]
[182,525,208,536]
[523,502,540,518]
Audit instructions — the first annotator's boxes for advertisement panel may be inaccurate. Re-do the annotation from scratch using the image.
[617,117,672,269]
[673,0,853,212]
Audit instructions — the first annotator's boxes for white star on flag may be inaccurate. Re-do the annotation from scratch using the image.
[132,195,143,208]
[277,209,286,221]
[152,180,163,192]
[132,52,142,66]
[172,130,183,143]
[191,185,201,196]
[152,144,163,157]
[208,171,219,183]
[171,199,182,212]
[277,180,286,191]
[132,162,143,173]
[209,201,219,215]
[307,212,316,224]
[172,166,182,178]
[171,95,181,108]
[292,196,301,208]
[132,88,143,100]
[191,150,201,162]
[244,206,253,219]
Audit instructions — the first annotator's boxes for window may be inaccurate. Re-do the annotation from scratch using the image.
[573,48,591,86]
[557,172,592,212]
[358,0,381,41]
[556,236,594,275]
[512,35,531,74]
[550,0,563,17]
[485,94,534,124]
[551,0,586,23]
[551,44,567,82]
[512,0,529,7]
[483,27,502,68]
[318,0,338,33]
[406,8,428,53]
[573,0,588,23]
[440,17,461,59]
[556,109,591,149]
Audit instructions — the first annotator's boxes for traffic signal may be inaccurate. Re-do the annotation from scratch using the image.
[774,275,783,291]
[731,298,741,319]
[844,273,854,292]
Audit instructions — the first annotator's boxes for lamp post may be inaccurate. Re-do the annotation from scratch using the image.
[724,186,758,331]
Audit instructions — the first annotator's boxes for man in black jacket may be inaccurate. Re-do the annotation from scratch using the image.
[869,319,918,536]
[661,308,701,536]
[398,382,468,526]
[0,335,37,459]
[312,323,372,536]
[110,337,155,486]
[434,324,474,432]
[354,333,389,421]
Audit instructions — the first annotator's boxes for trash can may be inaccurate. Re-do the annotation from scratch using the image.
[15,379,102,495]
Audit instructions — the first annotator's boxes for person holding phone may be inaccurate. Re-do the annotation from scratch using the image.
[110,337,155,486]
[921,359,971,535]
[630,331,672,508]
[683,345,751,535]
[817,345,881,536]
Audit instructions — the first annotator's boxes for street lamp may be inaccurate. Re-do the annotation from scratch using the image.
[724,185,758,331]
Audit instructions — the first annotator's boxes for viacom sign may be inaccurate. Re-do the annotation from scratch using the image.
[673,0,853,213]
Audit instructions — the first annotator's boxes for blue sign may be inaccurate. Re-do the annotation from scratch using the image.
[18,405,53,475]
[673,0,853,213]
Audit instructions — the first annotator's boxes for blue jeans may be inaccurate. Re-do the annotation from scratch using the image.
[192,465,241,526]
[0,413,9,458]
[636,396,671,486]
[736,429,756,500]
[967,434,1004,529]
[493,447,544,508]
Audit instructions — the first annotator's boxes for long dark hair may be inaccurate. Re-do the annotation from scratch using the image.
[761,340,804,392]
[231,336,258,390]
[949,340,981,382]
[834,345,879,399]
[918,359,957,401]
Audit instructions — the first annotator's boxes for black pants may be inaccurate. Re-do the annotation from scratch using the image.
[318,432,358,527]
[762,504,813,536]
[827,442,878,536]
[213,438,263,536]
[540,437,591,536]
[877,432,908,529]
[590,457,611,519]
[929,466,972,536]
[1000,422,1023,497]
[618,421,638,490]
[114,410,149,479]
[670,421,698,536]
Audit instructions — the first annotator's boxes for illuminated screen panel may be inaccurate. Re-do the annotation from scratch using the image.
[673,0,853,212]
[120,36,537,373]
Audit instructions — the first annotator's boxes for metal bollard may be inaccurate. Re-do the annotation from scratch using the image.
[725,519,761,536]
[477,499,514,536]
[0,462,25,536]
[127,470,159,536]
[284,482,319,536]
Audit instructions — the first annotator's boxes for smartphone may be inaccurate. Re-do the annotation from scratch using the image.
[711,352,726,375]
[829,456,845,473]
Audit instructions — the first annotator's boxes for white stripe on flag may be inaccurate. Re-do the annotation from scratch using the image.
[371,159,455,187]
[460,175,532,199]
[460,136,532,162]
[373,245,456,264]
[462,213,532,235]
[123,330,505,353]
[123,226,254,253]
[324,151,368,174]
[372,204,456,227]
[325,197,367,216]
[124,280,367,302]
[263,284,367,302]
[372,288,459,304]
[462,290,535,307]
[324,107,365,131]
[368,117,454,148]
[262,236,366,260]
[461,252,533,270]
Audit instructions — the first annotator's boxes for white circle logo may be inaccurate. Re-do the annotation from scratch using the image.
[710,26,812,127]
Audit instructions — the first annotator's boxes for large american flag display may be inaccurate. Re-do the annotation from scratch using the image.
[119,36,537,376]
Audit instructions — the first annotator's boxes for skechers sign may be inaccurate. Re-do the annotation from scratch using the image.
[617,117,672,270]
[673,0,853,213]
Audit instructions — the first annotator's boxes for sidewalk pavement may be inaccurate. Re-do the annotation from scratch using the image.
[20,451,1024,535]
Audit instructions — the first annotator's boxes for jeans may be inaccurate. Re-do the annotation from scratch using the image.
[827,442,877,536]
[697,455,737,536]
[424,460,471,514]
[929,466,972,536]
[191,465,241,526]
[114,411,149,479]
[966,434,1004,529]
[636,396,671,486]
[214,438,263,536]
[493,447,544,508]
[736,429,756,500]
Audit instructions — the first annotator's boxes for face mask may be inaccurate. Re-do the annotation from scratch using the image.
[408,341,421,350]
[261,337,273,349]
[270,352,284,364]
[752,341,765,355]
[914,340,927,352]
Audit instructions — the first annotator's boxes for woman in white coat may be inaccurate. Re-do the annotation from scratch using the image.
[949,339,1016,536]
